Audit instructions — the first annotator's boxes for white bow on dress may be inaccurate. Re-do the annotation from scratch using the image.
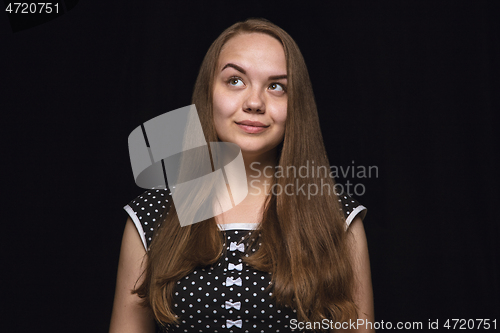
[225,277,242,286]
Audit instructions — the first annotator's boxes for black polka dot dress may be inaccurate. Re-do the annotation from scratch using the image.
[123,189,367,332]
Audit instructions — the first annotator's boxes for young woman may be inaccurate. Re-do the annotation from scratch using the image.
[110,18,374,332]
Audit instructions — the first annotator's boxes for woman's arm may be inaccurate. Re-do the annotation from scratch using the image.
[109,218,156,333]
[336,216,375,333]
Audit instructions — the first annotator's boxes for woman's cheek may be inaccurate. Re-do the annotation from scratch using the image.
[274,105,288,127]
[213,89,237,118]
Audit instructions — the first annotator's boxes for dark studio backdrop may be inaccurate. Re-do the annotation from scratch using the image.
[2,0,499,332]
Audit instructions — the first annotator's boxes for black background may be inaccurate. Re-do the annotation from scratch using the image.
[2,0,499,332]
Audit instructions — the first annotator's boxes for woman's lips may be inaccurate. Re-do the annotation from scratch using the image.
[235,121,269,134]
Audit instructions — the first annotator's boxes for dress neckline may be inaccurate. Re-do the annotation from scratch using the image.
[217,223,259,231]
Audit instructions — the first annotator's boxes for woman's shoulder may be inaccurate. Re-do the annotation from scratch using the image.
[123,188,172,251]
[337,192,367,228]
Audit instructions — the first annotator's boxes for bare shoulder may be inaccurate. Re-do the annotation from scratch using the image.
[348,216,368,245]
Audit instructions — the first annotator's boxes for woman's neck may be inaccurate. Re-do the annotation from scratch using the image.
[216,148,277,225]
[242,148,277,199]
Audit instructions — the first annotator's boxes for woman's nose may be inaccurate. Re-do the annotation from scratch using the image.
[242,88,265,114]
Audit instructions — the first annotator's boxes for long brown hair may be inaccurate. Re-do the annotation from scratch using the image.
[133,18,357,328]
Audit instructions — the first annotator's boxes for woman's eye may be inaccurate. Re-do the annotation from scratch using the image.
[269,83,286,92]
[228,77,244,87]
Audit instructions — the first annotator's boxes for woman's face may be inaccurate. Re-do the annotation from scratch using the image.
[213,32,287,159]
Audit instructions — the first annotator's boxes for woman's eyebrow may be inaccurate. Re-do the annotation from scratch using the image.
[221,63,287,81]
[222,63,246,74]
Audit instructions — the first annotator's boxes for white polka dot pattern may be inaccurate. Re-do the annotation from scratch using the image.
[123,189,367,332]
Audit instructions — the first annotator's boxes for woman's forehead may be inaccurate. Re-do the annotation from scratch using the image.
[218,33,286,74]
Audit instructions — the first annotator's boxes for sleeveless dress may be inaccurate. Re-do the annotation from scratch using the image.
[123,189,367,332]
